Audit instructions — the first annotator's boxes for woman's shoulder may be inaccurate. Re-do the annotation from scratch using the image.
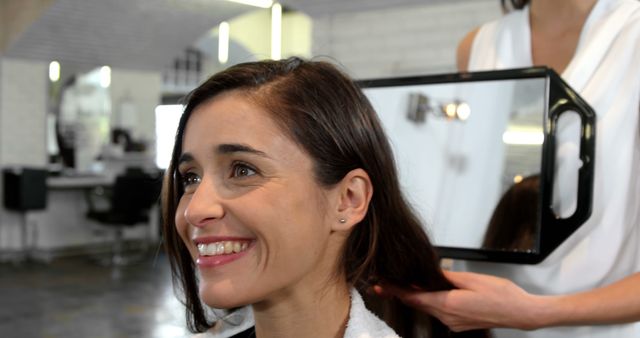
[192,290,399,338]
[344,289,401,338]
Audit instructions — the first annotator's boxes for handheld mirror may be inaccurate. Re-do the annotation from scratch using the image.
[360,67,595,264]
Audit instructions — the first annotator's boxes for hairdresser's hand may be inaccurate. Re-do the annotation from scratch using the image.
[373,270,547,332]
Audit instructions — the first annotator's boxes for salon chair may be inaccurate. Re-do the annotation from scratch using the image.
[86,168,162,265]
[3,167,48,262]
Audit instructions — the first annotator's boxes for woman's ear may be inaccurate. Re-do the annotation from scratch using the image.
[331,168,373,231]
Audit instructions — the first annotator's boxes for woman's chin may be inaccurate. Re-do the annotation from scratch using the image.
[199,288,252,309]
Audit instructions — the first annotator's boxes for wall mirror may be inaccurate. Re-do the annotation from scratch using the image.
[52,66,112,173]
[361,67,595,263]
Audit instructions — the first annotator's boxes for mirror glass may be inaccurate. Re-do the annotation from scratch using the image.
[364,77,546,253]
[55,67,112,173]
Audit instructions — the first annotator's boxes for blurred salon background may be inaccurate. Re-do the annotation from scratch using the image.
[0,0,502,337]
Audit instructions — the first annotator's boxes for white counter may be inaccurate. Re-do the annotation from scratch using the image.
[0,174,160,262]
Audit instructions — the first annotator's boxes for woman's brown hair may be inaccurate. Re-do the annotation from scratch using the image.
[162,57,488,338]
[482,175,539,251]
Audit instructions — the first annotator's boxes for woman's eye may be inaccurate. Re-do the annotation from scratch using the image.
[181,172,201,187]
[232,163,257,178]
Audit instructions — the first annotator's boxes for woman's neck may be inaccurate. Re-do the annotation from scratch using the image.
[529,0,597,29]
[528,0,598,73]
[251,281,351,338]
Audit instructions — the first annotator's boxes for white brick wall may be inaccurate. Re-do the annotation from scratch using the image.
[0,57,48,250]
[0,58,48,166]
[312,0,502,79]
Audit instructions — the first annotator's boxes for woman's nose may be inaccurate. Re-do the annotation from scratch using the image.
[183,178,225,228]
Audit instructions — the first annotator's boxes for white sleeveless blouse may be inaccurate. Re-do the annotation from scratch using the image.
[465,0,640,337]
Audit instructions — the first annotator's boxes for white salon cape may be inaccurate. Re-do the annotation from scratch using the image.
[464,0,640,337]
[198,288,400,338]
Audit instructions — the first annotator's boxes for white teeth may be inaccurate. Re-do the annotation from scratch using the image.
[206,244,216,256]
[224,242,233,254]
[197,241,251,256]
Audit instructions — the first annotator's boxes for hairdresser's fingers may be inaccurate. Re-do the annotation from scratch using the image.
[371,283,437,312]
[371,283,415,300]
[374,283,447,311]
[402,289,450,311]
[441,270,501,290]
[372,281,473,312]
[396,289,491,331]
[412,289,503,331]
[373,283,501,332]
[438,273,544,331]
[374,273,542,331]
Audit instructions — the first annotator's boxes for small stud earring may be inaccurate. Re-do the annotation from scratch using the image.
[339,218,346,223]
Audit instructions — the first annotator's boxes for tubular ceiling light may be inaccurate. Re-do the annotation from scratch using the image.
[502,129,544,145]
[271,3,282,60]
[225,0,273,8]
[218,21,230,64]
[49,61,60,82]
[100,66,111,88]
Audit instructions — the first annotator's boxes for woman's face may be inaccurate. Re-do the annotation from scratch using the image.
[175,91,340,309]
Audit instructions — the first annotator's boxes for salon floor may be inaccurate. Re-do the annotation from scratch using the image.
[0,249,191,338]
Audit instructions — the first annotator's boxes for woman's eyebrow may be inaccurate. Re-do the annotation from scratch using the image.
[177,144,270,166]
[217,143,269,158]
[178,153,194,166]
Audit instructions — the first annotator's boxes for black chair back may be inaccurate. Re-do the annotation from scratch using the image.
[110,172,162,217]
[3,167,48,211]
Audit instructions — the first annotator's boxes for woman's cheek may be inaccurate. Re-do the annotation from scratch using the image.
[175,199,192,248]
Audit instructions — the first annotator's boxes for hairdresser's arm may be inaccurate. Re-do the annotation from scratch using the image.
[456,28,479,72]
[374,271,640,332]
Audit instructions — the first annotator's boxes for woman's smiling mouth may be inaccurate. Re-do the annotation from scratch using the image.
[194,238,255,268]
[197,241,250,256]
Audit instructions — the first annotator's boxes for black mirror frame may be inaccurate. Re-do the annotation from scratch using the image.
[359,67,596,264]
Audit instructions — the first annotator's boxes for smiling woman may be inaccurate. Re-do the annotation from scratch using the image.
[162,57,489,338]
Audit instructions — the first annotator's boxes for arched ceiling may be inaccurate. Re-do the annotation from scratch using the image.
[2,0,453,71]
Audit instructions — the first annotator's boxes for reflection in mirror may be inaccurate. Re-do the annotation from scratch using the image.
[364,77,545,253]
[482,174,539,251]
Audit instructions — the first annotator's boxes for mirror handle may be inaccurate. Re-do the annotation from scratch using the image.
[546,99,596,228]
